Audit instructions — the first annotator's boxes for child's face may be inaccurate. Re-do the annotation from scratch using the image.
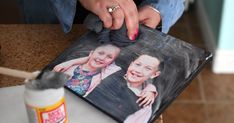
[87,45,120,69]
[126,55,160,84]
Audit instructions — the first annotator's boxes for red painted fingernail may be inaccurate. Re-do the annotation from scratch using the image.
[135,28,139,36]
[130,34,136,41]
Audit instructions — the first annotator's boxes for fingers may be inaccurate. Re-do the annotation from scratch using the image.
[142,98,152,107]
[80,0,116,28]
[53,67,64,72]
[80,0,139,40]
[139,12,157,29]
[60,68,67,72]
[94,2,115,28]
[92,1,125,30]
[139,97,153,107]
[136,96,144,103]
[116,0,139,40]
[97,10,113,28]
[110,7,124,29]
[149,98,154,105]
[137,91,156,107]
[138,6,161,29]
[53,66,61,72]
[53,65,69,72]
[139,18,158,29]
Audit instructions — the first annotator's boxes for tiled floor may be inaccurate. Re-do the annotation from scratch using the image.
[163,5,234,123]
[1,4,234,123]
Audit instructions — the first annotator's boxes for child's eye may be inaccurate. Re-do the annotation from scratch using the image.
[98,52,104,55]
[134,63,141,66]
[145,67,152,71]
[107,55,113,59]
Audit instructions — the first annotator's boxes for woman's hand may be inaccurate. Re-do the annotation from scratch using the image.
[79,0,123,29]
[138,5,161,29]
[79,0,139,40]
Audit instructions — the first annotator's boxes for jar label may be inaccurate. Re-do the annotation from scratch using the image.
[25,97,68,123]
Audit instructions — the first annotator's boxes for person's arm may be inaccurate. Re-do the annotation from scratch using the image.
[140,0,185,33]
[101,62,122,79]
[48,0,77,33]
[53,57,89,72]
[124,106,152,123]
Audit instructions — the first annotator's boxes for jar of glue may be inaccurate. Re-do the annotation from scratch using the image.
[24,71,69,123]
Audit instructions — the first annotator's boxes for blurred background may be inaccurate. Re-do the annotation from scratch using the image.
[0,0,234,123]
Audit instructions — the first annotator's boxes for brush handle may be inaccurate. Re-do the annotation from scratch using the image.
[0,67,36,79]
